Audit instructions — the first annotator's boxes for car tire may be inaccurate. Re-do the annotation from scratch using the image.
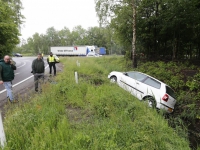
[144,96,157,108]
[110,76,117,83]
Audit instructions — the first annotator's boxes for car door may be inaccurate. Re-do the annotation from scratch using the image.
[118,72,138,96]
[136,76,161,100]
[120,72,146,97]
[128,72,149,99]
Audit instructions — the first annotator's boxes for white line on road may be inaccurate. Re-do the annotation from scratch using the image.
[0,75,33,94]
[17,62,26,69]
[0,65,49,94]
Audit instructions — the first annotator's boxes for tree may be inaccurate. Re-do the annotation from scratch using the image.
[58,27,71,46]
[20,25,116,55]
[95,0,138,67]
[136,0,200,60]
[46,27,60,47]
[87,27,107,47]
[70,26,87,45]
[0,0,20,58]
[132,0,137,67]
[2,0,24,27]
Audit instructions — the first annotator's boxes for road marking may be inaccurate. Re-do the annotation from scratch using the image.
[0,65,49,94]
[17,62,26,69]
[0,75,33,94]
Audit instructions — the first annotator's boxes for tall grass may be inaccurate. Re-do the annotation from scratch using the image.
[2,56,190,150]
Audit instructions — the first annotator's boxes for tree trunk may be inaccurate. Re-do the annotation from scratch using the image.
[198,44,200,59]
[172,38,177,61]
[132,0,137,68]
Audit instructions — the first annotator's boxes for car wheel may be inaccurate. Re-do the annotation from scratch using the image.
[144,96,157,108]
[110,76,117,83]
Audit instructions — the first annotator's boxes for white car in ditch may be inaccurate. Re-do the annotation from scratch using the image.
[108,71,176,113]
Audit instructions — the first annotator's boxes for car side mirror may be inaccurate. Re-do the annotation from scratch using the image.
[124,72,128,76]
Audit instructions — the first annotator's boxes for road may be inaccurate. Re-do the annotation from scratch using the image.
[0,57,49,103]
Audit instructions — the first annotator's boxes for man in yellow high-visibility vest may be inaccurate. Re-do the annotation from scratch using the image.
[47,52,57,76]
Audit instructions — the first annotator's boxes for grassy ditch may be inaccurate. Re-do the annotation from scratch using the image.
[2,56,191,150]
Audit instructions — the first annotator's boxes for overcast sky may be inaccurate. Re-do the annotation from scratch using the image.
[20,0,99,40]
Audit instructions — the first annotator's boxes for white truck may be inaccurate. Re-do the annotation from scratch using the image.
[50,46,96,56]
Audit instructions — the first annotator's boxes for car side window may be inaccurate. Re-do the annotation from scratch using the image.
[143,77,161,89]
[127,72,147,82]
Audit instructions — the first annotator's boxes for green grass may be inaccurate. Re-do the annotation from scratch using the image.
[2,56,191,150]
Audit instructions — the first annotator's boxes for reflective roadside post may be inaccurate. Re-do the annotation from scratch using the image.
[75,72,78,84]
[0,111,6,148]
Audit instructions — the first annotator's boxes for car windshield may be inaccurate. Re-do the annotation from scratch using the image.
[166,86,176,98]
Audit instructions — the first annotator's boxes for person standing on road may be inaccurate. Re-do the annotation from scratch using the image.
[32,53,45,92]
[47,52,59,76]
[0,55,17,103]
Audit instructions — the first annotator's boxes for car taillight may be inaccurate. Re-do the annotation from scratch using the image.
[162,94,169,102]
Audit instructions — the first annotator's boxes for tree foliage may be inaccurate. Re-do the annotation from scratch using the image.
[0,0,23,58]
[18,0,200,61]
[19,25,123,55]
[95,0,200,60]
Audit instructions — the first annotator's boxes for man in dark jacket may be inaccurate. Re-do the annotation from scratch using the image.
[0,55,17,102]
[32,53,45,92]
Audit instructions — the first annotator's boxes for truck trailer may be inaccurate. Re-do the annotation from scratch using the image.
[50,45,103,56]
[95,47,106,55]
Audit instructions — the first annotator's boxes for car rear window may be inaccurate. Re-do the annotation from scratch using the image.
[166,86,176,98]
[143,77,161,89]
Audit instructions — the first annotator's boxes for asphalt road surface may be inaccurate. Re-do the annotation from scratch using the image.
[0,56,49,103]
